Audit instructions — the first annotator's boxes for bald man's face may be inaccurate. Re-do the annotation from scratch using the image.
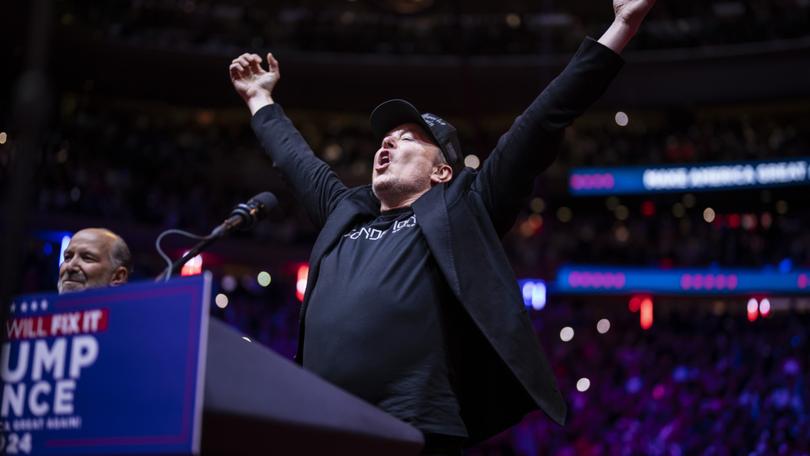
[58,229,127,294]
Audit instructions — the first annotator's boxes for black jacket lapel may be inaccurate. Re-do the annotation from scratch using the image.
[412,185,462,298]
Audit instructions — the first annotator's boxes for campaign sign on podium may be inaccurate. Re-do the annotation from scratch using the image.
[1,274,211,455]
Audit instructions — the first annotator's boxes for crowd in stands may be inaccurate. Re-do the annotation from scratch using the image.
[477,307,810,454]
[216,277,301,360]
[557,110,810,167]
[215,283,810,454]
[32,105,265,234]
[507,191,810,277]
[6,101,806,279]
[54,0,810,56]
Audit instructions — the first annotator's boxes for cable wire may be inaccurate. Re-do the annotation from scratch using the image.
[154,228,213,282]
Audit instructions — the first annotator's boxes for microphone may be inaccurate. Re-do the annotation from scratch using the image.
[211,192,278,238]
[155,191,279,281]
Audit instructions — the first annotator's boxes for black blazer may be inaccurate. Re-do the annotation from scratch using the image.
[251,38,623,443]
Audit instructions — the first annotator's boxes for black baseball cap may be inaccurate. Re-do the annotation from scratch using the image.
[370,99,464,174]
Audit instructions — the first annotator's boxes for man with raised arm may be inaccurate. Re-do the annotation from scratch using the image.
[230,0,655,453]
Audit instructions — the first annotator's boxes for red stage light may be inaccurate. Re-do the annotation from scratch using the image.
[747,298,759,322]
[629,295,642,312]
[728,214,741,229]
[296,264,309,302]
[641,200,656,217]
[180,254,203,276]
[640,297,653,330]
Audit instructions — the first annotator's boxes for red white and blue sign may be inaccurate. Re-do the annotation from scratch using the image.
[1,274,211,455]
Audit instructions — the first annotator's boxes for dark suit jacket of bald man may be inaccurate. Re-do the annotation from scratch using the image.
[250,38,623,443]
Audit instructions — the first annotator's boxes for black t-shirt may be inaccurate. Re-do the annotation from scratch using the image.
[303,207,467,438]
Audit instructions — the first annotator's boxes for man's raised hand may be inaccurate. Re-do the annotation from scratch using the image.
[597,0,656,54]
[229,52,280,115]
[612,0,656,35]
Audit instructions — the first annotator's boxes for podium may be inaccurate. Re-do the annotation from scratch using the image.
[2,275,423,455]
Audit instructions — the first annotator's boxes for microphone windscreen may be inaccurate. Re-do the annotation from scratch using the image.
[248,192,278,218]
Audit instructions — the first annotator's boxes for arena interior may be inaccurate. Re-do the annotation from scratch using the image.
[2,1,810,454]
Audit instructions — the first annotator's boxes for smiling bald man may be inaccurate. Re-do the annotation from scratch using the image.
[57,228,132,294]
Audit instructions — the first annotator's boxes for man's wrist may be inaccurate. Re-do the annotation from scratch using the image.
[615,15,642,37]
[247,92,275,116]
[597,19,637,55]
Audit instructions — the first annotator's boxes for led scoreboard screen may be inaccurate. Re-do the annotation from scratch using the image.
[553,265,810,295]
[569,157,810,196]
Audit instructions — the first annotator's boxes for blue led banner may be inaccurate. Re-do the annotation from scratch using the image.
[2,274,211,455]
[569,157,810,196]
[552,265,810,295]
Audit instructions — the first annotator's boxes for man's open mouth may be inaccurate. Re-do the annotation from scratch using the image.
[375,150,391,170]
